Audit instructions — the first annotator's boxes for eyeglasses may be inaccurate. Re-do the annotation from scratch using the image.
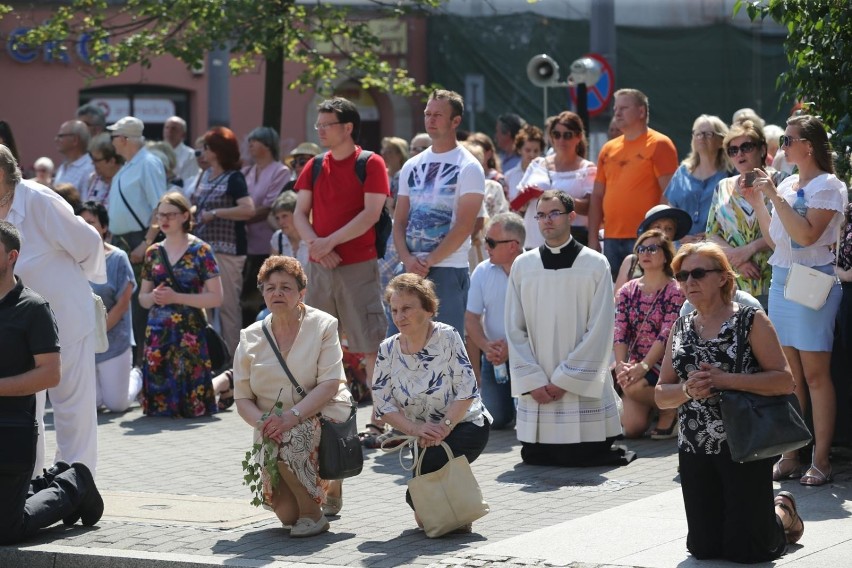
[89,154,107,163]
[110,134,126,140]
[780,135,808,147]
[485,237,517,249]
[726,141,758,157]
[293,156,311,166]
[194,149,203,157]
[674,268,723,282]
[550,130,576,141]
[534,210,570,221]
[55,133,75,139]
[156,211,183,221]
[636,244,661,255]
[693,131,720,140]
[314,121,341,131]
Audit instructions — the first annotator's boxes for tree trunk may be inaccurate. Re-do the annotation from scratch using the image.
[262,46,285,132]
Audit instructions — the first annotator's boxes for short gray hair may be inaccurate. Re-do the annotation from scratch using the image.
[89,133,125,165]
[487,211,525,243]
[166,116,187,132]
[0,144,22,185]
[272,190,297,214]
[67,120,91,148]
[76,104,106,127]
[248,126,280,161]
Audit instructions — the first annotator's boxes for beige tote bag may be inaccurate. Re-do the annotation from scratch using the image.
[784,263,836,310]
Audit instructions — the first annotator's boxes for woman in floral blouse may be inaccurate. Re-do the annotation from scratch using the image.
[373,273,491,533]
[139,192,223,417]
[614,229,685,439]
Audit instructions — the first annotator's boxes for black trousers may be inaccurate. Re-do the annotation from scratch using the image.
[0,422,87,544]
[406,420,490,510]
[679,447,786,563]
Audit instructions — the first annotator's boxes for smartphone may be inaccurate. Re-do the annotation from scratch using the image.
[743,171,757,188]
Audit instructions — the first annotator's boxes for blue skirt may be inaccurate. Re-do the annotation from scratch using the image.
[768,264,841,351]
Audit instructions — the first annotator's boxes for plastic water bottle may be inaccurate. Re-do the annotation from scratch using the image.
[791,189,807,249]
[493,363,509,384]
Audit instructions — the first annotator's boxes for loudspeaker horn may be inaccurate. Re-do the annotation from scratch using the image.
[526,54,561,88]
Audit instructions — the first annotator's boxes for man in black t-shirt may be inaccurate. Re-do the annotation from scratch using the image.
[0,220,104,544]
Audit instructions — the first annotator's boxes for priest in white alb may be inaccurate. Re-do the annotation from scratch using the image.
[506,190,626,466]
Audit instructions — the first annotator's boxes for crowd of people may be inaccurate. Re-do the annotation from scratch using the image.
[1,87,850,558]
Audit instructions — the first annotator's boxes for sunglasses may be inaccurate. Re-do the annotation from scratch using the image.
[293,156,311,166]
[674,268,722,282]
[780,135,808,147]
[636,244,661,255]
[726,141,758,157]
[485,237,517,249]
[194,149,203,157]
[550,130,576,141]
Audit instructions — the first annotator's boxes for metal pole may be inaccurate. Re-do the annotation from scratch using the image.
[543,87,548,128]
[208,46,231,128]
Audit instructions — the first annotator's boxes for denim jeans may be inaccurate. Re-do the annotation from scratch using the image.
[603,238,636,280]
[480,356,515,429]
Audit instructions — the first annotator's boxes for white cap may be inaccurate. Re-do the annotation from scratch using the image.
[107,116,144,138]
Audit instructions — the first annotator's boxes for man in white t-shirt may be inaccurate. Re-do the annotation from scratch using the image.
[394,90,485,334]
[465,212,525,429]
[54,120,94,192]
[163,116,200,187]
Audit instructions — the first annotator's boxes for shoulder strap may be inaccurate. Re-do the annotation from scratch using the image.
[158,245,188,294]
[261,319,307,399]
[117,177,147,232]
[278,232,284,255]
[734,306,756,372]
[310,150,373,187]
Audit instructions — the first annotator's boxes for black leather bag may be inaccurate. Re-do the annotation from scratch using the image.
[719,307,812,463]
[318,403,364,480]
[262,321,364,480]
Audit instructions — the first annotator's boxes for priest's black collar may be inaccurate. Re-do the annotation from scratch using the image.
[539,236,583,270]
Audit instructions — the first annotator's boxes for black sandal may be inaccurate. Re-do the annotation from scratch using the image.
[217,370,235,411]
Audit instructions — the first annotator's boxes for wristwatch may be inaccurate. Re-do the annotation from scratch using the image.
[211,209,218,218]
[638,361,650,372]
[290,408,301,421]
[443,418,454,430]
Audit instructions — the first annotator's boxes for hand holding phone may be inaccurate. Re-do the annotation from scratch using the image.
[743,171,757,188]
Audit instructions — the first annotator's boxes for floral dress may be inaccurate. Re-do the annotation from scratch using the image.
[614,279,685,383]
[670,307,759,454]
[141,237,220,417]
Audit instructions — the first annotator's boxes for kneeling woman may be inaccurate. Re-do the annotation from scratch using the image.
[655,242,803,562]
[234,256,351,538]
[373,274,491,532]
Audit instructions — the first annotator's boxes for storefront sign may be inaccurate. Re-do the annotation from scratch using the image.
[88,97,176,123]
[6,27,105,65]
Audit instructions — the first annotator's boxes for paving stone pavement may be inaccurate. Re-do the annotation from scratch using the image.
[2,403,848,568]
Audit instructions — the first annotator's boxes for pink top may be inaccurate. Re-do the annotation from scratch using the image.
[614,278,684,363]
[242,161,290,254]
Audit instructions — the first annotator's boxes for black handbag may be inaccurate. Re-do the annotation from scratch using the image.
[719,307,812,463]
[262,321,364,480]
[158,246,232,372]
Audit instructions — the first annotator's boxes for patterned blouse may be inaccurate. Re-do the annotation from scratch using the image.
[190,169,249,256]
[670,307,759,455]
[614,279,684,376]
[372,322,489,427]
[836,202,852,271]
[705,171,786,297]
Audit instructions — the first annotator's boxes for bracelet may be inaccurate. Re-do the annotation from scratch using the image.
[682,382,692,399]
[211,209,218,218]
[639,361,650,372]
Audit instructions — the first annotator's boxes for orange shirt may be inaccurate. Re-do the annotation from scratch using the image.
[595,128,678,238]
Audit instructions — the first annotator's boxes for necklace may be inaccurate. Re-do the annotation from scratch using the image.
[0,188,14,209]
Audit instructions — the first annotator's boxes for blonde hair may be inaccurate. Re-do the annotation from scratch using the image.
[671,242,737,303]
[684,114,730,172]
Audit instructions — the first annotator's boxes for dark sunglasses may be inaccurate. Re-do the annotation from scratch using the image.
[636,244,661,255]
[485,237,517,249]
[194,149,203,157]
[779,135,808,147]
[674,268,722,282]
[550,130,576,141]
[293,156,311,166]
[726,141,758,157]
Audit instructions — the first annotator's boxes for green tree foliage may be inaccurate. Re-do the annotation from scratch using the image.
[735,0,852,180]
[5,0,441,127]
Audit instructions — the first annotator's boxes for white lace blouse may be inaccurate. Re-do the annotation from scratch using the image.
[768,173,848,268]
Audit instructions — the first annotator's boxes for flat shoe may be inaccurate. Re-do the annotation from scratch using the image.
[774,491,804,544]
[322,495,342,516]
[649,423,677,440]
[290,515,329,537]
[63,463,104,527]
[800,464,833,487]
[773,457,803,481]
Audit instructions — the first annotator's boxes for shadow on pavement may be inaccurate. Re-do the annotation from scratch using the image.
[212,528,357,561]
[118,413,223,435]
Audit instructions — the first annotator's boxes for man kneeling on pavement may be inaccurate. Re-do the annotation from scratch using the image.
[0,220,104,544]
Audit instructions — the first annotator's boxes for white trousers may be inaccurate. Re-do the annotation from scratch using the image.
[95,347,133,412]
[34,332,98,477]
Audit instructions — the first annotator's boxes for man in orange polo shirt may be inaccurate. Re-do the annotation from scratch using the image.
[588,89,678,279]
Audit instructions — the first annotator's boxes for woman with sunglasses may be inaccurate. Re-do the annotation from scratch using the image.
[514,112,596,246]
[705,120,788,309]
[614,229,684,439]
[655,242,802,563]
[139,192,224,416]
[743,114,848,486]
[663,115,730,245]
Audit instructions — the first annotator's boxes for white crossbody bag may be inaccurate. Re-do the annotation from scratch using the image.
[783,222,841,310]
